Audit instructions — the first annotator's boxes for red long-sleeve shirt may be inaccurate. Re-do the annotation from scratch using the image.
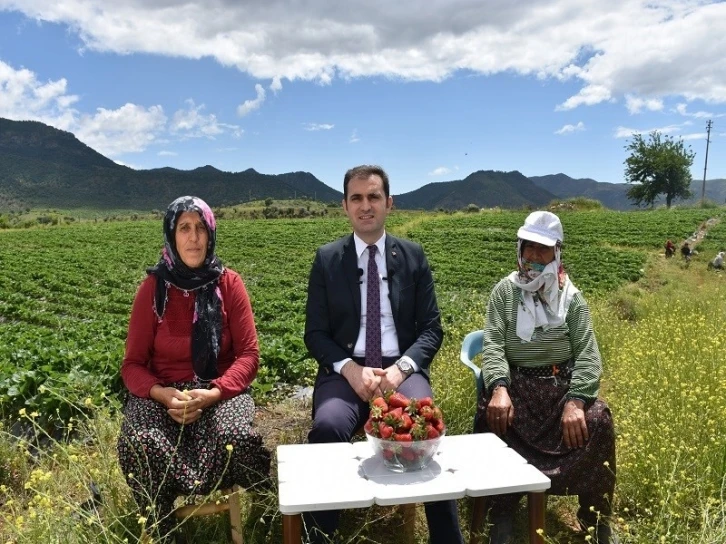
[120,269,259,399]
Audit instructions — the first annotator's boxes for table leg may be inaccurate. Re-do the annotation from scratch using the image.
[468,496,488,544]
[527,492,545,544]
[283,513,302,544]
[395,503,414,544]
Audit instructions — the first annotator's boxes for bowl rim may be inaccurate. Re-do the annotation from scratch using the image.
[364,429,446,444]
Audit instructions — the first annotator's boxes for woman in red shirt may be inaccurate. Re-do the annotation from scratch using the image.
[117,196,270,541]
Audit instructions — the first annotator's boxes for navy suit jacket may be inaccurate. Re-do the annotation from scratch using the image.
[304,233,443,381]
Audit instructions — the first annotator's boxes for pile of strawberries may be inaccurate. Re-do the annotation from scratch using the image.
[363,391,446,470]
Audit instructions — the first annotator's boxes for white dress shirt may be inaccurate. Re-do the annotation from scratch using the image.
[333,232,418,374]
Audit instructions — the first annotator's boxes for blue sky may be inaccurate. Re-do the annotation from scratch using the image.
[1,1,725,195]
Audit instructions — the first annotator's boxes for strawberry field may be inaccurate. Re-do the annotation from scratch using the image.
[0,207,719,421]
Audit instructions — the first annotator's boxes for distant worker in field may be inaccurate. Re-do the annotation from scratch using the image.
[708,251,725,270]
[475,211,618,544]
[681,241,692,262]
[117,196,271,541]
[304,165,463,544]
[664,239,675,258]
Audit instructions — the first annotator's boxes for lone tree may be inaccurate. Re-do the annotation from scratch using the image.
[624,131,695,208]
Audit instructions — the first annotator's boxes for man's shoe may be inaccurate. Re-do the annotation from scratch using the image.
[488,511,514,544]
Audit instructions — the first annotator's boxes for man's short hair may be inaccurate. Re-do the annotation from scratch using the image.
[343,165,390,199]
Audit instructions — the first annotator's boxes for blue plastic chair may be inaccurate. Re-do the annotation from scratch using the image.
[460,329,485,397]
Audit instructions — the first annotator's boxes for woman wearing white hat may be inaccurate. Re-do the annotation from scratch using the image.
[475,211,618,544]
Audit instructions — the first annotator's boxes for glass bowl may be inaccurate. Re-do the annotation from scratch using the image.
[365,431,444,473]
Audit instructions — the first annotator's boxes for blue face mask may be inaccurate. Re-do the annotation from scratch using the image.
[522,259,546,280]
[523,260,546,272]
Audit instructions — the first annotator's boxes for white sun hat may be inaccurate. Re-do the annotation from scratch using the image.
[517,211,564,246]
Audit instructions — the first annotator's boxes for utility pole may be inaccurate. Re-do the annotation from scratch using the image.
[701,119,713,206]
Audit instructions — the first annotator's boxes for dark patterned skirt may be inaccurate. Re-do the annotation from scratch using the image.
[117,381,271,539]
[475,371,616,517]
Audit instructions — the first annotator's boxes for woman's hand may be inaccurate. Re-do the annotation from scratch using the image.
[561,399,589,448]
[185,388,222,411]
[149,385,212,425]
[486,386,514,436]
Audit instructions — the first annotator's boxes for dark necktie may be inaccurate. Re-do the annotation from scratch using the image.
[365,245,382,368]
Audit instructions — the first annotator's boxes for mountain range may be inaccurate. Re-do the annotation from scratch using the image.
[1,117,724,212]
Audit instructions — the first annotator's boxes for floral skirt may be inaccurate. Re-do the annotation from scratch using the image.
[117,381,271,538]
[475,371,616,516]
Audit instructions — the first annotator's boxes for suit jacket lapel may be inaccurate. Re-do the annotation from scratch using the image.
[385,235,400,321]
[342,235,361,319]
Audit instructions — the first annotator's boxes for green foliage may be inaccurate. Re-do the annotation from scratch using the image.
[624,131,695,208]
[0,208,720,422]
[548,197,604,211]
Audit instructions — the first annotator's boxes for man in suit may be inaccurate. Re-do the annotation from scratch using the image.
[304,165,463,543]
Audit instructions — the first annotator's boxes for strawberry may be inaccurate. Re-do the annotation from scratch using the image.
[370,396,389,413]
[405,398,419,416]
[364,417,375,435]
[418,405,434,421]
[410,422,427,441]
[433,418,445,434]
[369,405,385,420]
[387,391,410,409]
[393,432,413,442]
[400,448,416,461]
[432,406,443,421]
[382,449,395,460]
[399,413,413,431]
[416,397,433,411]
[425,424,440,439]
[384,407,404,429]
[379,423,394,439]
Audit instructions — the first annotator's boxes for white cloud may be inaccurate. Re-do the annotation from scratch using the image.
[0,60,253,157]
[681,132,707,141]
[0,59,79,127]
[428,166,451,176]
[556,85,612,111]
[237,84,266,117]
[74,103,168,156]
[303,122,334,131]
[675,103,721,119]
[349,129,360,143]
[5,1,726,112]
[270,76,283,93]
[554,121,585,135]
[158,150,178,156]
[614,123,690,139]
[170,99,242,138]
[614,126,637,139]
[625,95,664,114]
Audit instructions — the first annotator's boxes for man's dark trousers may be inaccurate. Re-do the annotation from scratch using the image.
[304,371,464,544]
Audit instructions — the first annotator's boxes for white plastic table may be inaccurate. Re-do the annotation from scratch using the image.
[277,433,550,543]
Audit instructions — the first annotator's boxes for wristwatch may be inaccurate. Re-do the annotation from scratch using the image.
[395,358,414,378]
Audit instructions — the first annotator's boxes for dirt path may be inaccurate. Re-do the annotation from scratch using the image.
[389,212,444,238]
[683,216,720,249]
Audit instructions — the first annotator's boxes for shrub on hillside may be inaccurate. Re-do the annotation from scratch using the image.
[549,197,604,211]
